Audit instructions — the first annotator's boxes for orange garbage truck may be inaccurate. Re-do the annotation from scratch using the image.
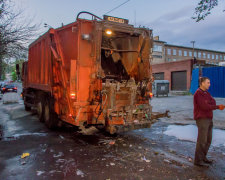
[22,12,154,134]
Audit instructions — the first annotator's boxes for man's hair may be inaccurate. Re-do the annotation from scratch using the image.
[199,77,210,85]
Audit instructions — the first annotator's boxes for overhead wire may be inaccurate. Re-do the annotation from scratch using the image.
[104,0,131,15]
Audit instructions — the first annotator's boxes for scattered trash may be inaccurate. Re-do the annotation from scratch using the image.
[21,153,30,159]
[109,141,115,145]
[141,156,151,163]
[36,171,45,176]
[69,149,73,152]
[134,120,139,123]
[76,169,84,177]
[164,159,171,164]
[169,150,176,154]
[129,144,133,147]
[151,142,156,145]
[138,146,142,149]
[21,161,26,165]
[139,169,144,172]
[188,157,192,162]
[56,159,65,163]
[154,151,159,155]
[59,135,65,140]
[53,152,64,158]
[123,144,126,147]
[110,162,115,166]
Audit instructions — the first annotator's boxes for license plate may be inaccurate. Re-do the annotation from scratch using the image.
[8,89,12,91]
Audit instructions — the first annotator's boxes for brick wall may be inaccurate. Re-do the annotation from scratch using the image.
[152,59,193,90]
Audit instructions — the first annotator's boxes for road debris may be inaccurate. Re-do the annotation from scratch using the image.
[110,162,115,166]
[53,152,64,158]
[109,141,115,145]
[164,159,171,164]
[59,135,65,140]
[21,161,26,165]
[141,156,151,163]
[76,169,85,177]
[21,153,30,159]
[36,171,45,176]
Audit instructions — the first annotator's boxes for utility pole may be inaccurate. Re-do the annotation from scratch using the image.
[191,41,195,59]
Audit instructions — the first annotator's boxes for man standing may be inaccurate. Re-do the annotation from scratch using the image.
[194,77,224,167]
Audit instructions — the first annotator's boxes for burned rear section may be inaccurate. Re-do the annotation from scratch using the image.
[95,17,154,134]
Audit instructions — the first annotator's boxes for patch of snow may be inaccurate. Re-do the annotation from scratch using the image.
[36,171,45,176]
[164,125,225,147]
[13,132,47,138]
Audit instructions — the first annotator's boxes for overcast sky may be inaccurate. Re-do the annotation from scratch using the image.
[14,0,225,51]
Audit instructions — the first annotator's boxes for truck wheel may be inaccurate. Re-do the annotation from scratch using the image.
[44,99,58,129]
[37,100,45,122]
[24,97,31,111]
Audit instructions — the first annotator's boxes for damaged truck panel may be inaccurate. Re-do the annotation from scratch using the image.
[22,12,154,134]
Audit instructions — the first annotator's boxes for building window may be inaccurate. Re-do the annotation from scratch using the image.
[179,50,182,56]
[224,56,225,61]
[184,51,187,56]
[194,51,197,57]
[216,54,219,60]
[207,53,211,59]
[198,52,202,58]
[189,51,192,57]
[203,52,206,59]
[212,54,215,59]
[173,49,176,56]
[167,48,171,55]
[153,55,163,59]
[220,55,223,60]
[153,45,162,52]
[168,58,171,62]
[173,58,176,61]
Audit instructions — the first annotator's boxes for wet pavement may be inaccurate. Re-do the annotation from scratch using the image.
[0,91,225,179]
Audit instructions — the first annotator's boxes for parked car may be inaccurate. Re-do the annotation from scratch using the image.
[0,82,5,94]
[1,84,17,94]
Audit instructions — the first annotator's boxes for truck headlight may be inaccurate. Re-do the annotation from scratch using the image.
[105,29,112,35]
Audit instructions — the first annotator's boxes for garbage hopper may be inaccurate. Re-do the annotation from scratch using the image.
[152,80,169,97]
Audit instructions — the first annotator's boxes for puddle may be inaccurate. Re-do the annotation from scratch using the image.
[0,125,3,140]
[164,124,225,147]
[4,132,47,141]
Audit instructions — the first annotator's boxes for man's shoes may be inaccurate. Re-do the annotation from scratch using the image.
[194,161,209,167]
[203,158,213,164]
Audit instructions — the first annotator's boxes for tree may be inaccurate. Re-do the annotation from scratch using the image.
[0,0,40,79]
[193,0,220,22]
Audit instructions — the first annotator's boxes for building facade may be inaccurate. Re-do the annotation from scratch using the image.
[152,37,225,65]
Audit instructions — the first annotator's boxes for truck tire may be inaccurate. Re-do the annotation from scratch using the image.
[37,99,45,122]
[24,97,31,111]
[44,99,58,129]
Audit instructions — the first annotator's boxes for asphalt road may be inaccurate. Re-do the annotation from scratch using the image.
[0,90,225,180]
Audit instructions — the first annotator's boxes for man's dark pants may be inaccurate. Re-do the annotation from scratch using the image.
[194,118,213,164]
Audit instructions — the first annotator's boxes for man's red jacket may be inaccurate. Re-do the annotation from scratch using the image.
[194,88,219,120]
